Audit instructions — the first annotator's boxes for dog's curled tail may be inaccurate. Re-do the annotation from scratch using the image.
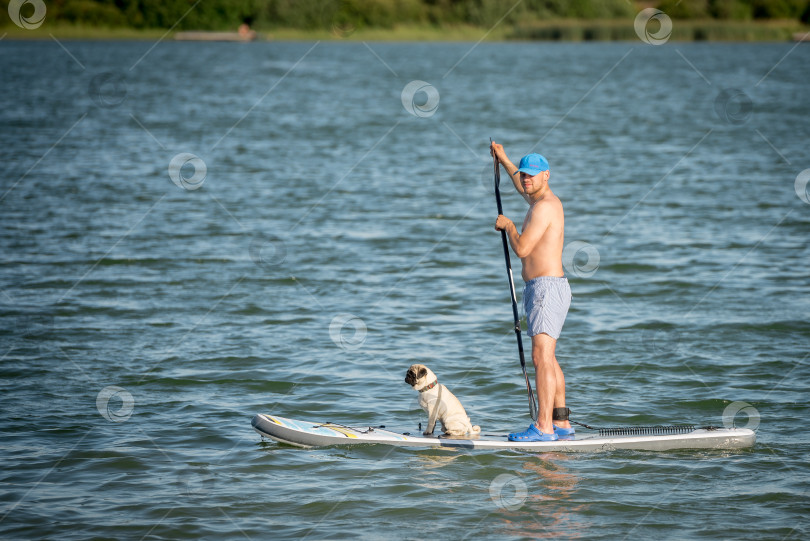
[472,425,481,433]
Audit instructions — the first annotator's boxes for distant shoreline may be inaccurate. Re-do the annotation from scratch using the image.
[2,20,808,42]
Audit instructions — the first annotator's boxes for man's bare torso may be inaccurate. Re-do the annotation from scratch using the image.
[519,194,565,282]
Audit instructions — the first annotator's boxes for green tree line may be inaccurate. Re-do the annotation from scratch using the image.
[4,0,810,30]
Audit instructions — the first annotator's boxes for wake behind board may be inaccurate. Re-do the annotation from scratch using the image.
[252,413,755,452]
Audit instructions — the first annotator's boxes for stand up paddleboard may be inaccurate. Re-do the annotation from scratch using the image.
[252,414,755,452]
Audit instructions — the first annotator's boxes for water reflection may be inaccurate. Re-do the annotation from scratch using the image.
[493,453,585,538]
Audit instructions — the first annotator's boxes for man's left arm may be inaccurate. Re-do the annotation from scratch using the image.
[495,208,550,259]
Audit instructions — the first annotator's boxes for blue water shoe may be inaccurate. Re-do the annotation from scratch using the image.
[553,424,575,437]
[508,424,558,442]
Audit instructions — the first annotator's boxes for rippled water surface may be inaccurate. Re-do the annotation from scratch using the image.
[1,39,809,539]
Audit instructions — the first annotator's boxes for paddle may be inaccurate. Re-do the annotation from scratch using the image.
[491,140,538,423]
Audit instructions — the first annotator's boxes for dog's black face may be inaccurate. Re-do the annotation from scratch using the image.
[405,365,427,386]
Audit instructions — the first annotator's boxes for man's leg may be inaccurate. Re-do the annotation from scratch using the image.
[531,333,558,435]
[552,356,570,429]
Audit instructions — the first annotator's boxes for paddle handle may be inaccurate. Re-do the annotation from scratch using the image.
[492,147,538,423]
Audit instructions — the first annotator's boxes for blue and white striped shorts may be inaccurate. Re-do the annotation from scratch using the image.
[522,276,571,339]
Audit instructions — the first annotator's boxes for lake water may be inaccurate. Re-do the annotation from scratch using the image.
[1,38,808,539]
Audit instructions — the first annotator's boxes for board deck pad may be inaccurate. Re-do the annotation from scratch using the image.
[252,413,756,452]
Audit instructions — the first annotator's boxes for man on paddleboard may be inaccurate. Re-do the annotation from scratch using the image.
[491,142,573,442]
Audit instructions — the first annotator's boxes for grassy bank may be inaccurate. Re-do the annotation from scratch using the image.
[1,24,172,40]
[1,22,507,41]
[265,23,510,41]
[511,18,807,41]
[1,20,807,42]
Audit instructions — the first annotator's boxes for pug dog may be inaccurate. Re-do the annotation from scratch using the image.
[405,364,481,436]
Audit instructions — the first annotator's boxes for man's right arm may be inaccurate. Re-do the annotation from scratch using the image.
[490,141,528,203]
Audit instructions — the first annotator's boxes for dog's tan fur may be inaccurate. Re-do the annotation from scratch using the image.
[405,364,481,436]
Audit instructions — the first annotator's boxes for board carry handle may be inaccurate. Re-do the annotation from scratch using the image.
[569,420,721,437]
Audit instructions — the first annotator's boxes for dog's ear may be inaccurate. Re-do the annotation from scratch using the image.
[418,367,427,379]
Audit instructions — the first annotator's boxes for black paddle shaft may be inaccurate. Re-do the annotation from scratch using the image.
[492,144,538,422]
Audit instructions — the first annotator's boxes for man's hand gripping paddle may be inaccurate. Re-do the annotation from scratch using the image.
[491,140,538,422]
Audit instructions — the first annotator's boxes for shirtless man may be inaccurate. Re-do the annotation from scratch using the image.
[491,142,573,442]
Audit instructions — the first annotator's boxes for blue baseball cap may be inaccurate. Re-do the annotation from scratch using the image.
[512,153,550,176]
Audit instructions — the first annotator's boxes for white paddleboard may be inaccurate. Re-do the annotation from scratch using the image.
[252,413,756,452]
